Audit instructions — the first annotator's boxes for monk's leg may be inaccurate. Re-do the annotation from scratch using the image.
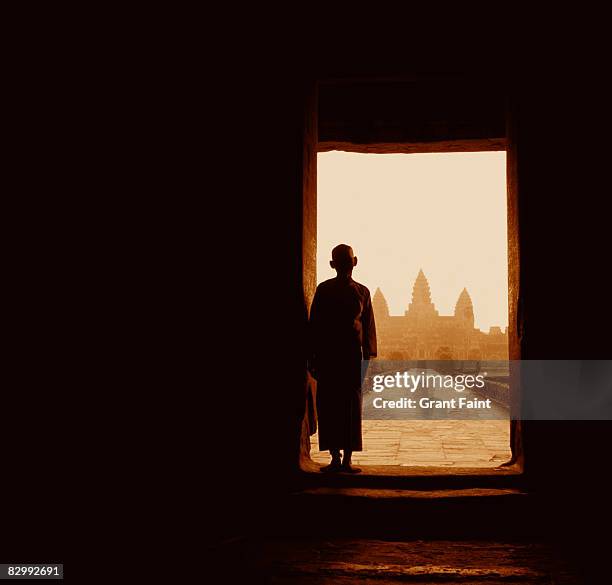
[341,450,361,473]
[321,449,341,472]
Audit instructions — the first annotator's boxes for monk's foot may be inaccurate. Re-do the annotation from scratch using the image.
[340,463,361,474]
[321,460,342,473]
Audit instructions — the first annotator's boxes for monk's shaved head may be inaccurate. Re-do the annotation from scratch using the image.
[331,244,355,262]
[331,244,357,274]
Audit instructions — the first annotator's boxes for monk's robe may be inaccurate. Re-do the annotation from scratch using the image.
[309,276,377,452]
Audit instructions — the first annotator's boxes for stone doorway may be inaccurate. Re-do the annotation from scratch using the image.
[310,149,512,470]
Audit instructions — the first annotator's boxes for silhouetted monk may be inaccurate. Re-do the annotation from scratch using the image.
[309,244,377,473]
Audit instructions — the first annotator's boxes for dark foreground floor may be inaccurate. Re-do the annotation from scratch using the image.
[218,537,585,584]
[211,476,608,583]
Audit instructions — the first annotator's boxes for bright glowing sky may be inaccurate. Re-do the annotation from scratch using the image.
[317,151,508,331]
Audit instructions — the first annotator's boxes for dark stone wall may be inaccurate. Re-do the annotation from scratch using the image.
[319,76,506,146]
[208,73,316,540]
[512,73,612,493]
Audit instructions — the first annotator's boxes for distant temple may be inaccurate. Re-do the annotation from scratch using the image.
[372,269,509,360]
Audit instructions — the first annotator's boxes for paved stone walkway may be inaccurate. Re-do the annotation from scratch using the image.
[310,420,511,467]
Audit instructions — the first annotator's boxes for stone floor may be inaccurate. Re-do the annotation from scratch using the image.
[256,538,581,584]
[309,420,511,467]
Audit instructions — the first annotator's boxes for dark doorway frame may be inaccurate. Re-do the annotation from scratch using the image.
[300,76,523,476]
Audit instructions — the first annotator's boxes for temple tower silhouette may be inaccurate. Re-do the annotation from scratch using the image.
[454,287,475,329]
[372,287,390,322]
[372,269,508,360]
[405,269,439,319]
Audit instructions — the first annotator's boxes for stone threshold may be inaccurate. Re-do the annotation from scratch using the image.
[297,462,523,491]
[294,486,527,499]
[302,463,521,476]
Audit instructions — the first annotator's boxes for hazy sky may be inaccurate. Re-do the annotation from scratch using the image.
[317,151,508,331]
